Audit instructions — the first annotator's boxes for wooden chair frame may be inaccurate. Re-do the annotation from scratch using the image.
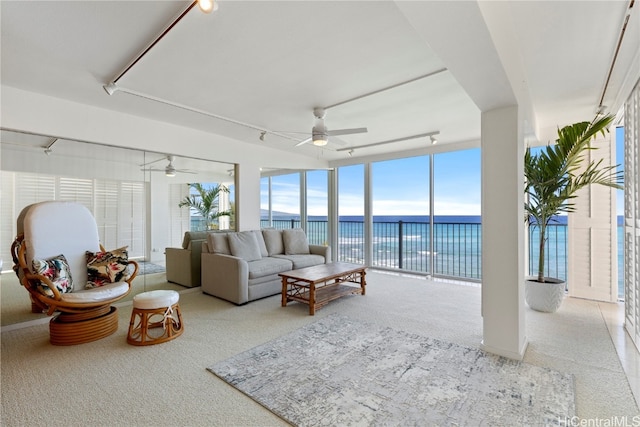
[11,233,139,345]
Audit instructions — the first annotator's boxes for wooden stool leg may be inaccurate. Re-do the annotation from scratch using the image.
[127,303,183,346]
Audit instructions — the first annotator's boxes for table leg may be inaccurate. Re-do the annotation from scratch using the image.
[361,270,366,295]
[309,283,315,315]
[281,277,288,307]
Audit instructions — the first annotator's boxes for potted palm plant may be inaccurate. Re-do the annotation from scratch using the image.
[524,114,623,312]
[179,183,232,230]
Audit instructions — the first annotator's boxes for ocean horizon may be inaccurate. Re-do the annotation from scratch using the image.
[260,214,624,299]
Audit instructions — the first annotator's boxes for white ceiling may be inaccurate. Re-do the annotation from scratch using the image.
[1,1,638,162]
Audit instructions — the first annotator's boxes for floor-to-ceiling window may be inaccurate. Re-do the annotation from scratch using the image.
[306,170,329,246]
[337,164,365,263]
[371,156,430,271]
[433,149,481,280]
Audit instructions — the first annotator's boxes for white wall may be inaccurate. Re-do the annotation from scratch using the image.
[1,86,330,233]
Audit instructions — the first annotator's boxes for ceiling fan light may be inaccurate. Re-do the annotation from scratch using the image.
[165,166,176,177]
[313,137,328,146]
[197,0,217,14]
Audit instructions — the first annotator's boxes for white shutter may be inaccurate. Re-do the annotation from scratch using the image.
[568,132,618,301]
[1,172,55,272]
[119,181,146,259]
[58,177,93,210]
[95,180,119,250]
[624,79,640,351]
[1,171,16,271]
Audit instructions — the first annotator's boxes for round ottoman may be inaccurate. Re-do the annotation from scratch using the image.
[127,290,184,346]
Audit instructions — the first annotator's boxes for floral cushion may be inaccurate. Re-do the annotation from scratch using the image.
[31,254,73,297]
[86,246,130,289]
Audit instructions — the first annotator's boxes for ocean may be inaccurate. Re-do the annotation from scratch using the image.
[262,215,624,299]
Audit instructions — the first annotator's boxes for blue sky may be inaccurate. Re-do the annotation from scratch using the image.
[263,149,482,216]
[264,128,625,218]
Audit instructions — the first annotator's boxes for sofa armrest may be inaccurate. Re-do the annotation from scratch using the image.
[201,252,249,304]
[165,247,193,286]
[309,244,331,263]
[190,240,205,285]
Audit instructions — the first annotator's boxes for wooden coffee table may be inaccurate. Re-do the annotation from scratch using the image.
[280,262,366,315]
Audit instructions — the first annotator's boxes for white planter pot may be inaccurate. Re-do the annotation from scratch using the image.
[525,278,566,313]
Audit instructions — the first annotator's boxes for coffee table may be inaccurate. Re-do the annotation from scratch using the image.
[280,262,366,315]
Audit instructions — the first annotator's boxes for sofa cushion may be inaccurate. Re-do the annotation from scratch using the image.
[247,257,292,279]
[31,254,74,297]
[207,232,231,255]
[272,254,325,269]
[262,229,284,256]
[283,228,310,255]
[252,230,269,257]
[182,231,209,249]
[228,232,262,261]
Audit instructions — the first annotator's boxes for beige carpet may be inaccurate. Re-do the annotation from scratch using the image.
[1,272,637,426]
[0,272,183,327]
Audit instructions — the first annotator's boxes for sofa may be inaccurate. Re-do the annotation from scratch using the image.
[201,228,330,305]
[165,231,212,287]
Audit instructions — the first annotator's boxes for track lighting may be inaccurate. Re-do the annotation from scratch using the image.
[259,131,266,142]
[43,138,58,155]
[197,0,218,14]
[430,135,438,145]
[103,82,119,95]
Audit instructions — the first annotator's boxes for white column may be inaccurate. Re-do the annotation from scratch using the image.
[480,105,528,360]
[236,163,262,231]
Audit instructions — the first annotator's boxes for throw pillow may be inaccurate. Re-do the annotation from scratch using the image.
[252,230,269,257]
[262,228,284,256]
[86,246,130,288]
[208,232,231,255]
[31,254,73,297]
[283,228,310,255]
[228,232,262,261]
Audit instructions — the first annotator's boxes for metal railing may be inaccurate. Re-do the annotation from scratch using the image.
[261,218,570,283]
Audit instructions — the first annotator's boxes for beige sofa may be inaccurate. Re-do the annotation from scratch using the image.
[201,228,330,304]
[165,231,212,287]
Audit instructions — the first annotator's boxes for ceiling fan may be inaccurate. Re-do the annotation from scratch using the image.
[141,155,196,177]
[294,108,367,147]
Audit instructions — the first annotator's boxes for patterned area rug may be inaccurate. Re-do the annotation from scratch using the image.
[137,261,166,275]
[208,315,575,426]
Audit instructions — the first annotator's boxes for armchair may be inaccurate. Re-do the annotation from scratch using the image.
[11,201,138,345]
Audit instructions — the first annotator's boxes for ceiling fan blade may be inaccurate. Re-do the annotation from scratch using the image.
[176,169,197,175]
[139,156,167,167]
[328,136,349,146]
[327,127,368,136]
[295,137,312,147]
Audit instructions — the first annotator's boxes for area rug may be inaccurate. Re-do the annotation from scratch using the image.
[208,314,575,426]
[137,261,166,275]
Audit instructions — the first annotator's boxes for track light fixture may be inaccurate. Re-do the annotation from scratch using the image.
[259,131,266,141]
[43,138,58,155]
[348,149,354,157]
[198,0,218,14]
[430,135,438,145]
[103,82,119,96]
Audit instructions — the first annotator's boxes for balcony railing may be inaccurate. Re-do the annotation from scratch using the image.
[261,218,573,283]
